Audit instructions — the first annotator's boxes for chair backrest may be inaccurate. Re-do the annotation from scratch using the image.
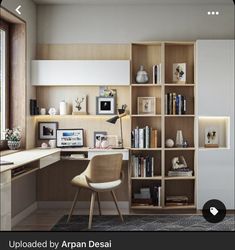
[84,153,123,183]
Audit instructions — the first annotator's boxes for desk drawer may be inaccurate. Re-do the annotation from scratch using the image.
[88,150,129,160]
[40,152,60,169]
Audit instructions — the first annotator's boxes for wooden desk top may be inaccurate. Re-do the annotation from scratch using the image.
[0,148,61,173]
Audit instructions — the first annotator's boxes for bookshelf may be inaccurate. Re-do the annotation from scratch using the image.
[130,41,196,211]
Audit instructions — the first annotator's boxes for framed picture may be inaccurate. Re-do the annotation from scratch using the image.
[204,127,219,148]
[96,96,116,115]
[137,97,156,115]
[72,95,87,115]
[57,129,84,148]
[173,63,186,83]
[38,122,58,140]
[94,131,107,148]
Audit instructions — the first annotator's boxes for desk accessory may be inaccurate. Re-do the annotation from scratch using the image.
[38,122,58,140]
[56,129,84,147]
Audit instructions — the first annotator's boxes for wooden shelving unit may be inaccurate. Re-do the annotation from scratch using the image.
[130,41,196,212]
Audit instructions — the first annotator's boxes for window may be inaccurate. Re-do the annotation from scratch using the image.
[0,22,9,142]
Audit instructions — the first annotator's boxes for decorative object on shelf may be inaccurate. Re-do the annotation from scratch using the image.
[106,105,127,149]
[173,63,186,83]
[133,188,152,205]
[136,65,149,83]
[175,130,184,147]
[153,64,162,84]
[169,156,192,177]
[204,127,219,148]
[56,129,84,148]
[38,122,58,140]
[99,86,117,97]
[183,140,189,148]
[94,131,107,148]
[41,142,49,149]
[48,139,56,148]
[172,156,187,170]
[48,107,57,116]
[4,127,21,150]
[165,93,186,115]
[40,108,46,115]
[72,95,87,115]
[59,100,68,115]
[165,138,174,148]
[96,96,116,115]
[137,97,156,115]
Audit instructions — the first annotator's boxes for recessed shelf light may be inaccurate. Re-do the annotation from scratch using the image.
[207,11,220,16]
[211,11,215,15]
[207,11,211,15]
[216,11,219,15]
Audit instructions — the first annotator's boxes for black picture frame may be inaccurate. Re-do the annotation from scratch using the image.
[38,122,58,140]
[56,129,84,148]
[96,96,116,115]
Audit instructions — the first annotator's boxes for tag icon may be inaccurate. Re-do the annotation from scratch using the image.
[210,207,219,216]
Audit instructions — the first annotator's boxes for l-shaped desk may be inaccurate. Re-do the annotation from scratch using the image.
[0,147,129,230]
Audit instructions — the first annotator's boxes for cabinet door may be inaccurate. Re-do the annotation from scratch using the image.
[31,60,130,86]
[197,40,234,209]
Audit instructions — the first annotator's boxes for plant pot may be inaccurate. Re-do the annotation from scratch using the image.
[7,140,21,150]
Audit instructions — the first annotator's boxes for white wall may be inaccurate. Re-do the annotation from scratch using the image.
[37,3,234,44]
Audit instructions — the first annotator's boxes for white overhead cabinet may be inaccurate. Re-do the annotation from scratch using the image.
[31,60,130,86]
[197,40,234,209]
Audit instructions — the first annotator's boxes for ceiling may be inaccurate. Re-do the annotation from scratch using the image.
[33,0,233,5]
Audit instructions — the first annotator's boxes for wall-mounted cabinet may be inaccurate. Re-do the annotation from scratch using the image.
[31,60,130,86]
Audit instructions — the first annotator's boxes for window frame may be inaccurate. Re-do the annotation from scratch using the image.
[0,20,10,149]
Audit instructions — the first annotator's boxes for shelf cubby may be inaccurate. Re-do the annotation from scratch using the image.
[165,42,195,84]
[131,85,162,115]
[131,150,162,177]
[164,150,195,178]
[165,85,195,115]
[165,179,195,207]
[131,43,163,84]
[165,116,195,147]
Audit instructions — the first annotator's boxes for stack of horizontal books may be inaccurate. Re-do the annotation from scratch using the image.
[168,167,193,177]
[165,196,189,206]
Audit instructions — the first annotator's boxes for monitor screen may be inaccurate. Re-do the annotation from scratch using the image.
[56,129,84,147]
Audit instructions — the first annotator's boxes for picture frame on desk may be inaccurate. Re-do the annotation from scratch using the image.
[56,129,84,148]
[38,122,58,140]
[96,96,116,115]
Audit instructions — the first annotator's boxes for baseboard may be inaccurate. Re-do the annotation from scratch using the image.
[37,201,129,214]
[12,202,38,227]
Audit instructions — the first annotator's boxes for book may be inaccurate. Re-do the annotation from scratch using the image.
[138,128,144,148]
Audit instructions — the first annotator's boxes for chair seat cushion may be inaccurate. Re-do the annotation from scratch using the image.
[89,179,121,190]
[71,174,121,190]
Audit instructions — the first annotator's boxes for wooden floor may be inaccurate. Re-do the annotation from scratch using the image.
[13,208,129,231]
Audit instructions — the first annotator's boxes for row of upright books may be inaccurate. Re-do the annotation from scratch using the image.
[153,64,162,84]
[131,126,158,148]
[131,155,155,177]
[165,93,187,115]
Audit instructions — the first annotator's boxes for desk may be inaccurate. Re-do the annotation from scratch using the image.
[0,147,129,230]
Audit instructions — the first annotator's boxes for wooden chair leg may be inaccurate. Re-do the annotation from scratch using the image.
[67,188,80,223]
[97,192,102,216]
[88,191,96,229]
[111,190,124,222]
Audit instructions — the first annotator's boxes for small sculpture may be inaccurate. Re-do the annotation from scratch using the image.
[172,156,187,170]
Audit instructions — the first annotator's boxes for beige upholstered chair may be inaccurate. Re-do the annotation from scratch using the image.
[67,153,124,229]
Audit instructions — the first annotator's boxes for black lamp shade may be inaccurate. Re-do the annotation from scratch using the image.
[106,115,119,124]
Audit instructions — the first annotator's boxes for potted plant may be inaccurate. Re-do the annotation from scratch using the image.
[4,127,21,150]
